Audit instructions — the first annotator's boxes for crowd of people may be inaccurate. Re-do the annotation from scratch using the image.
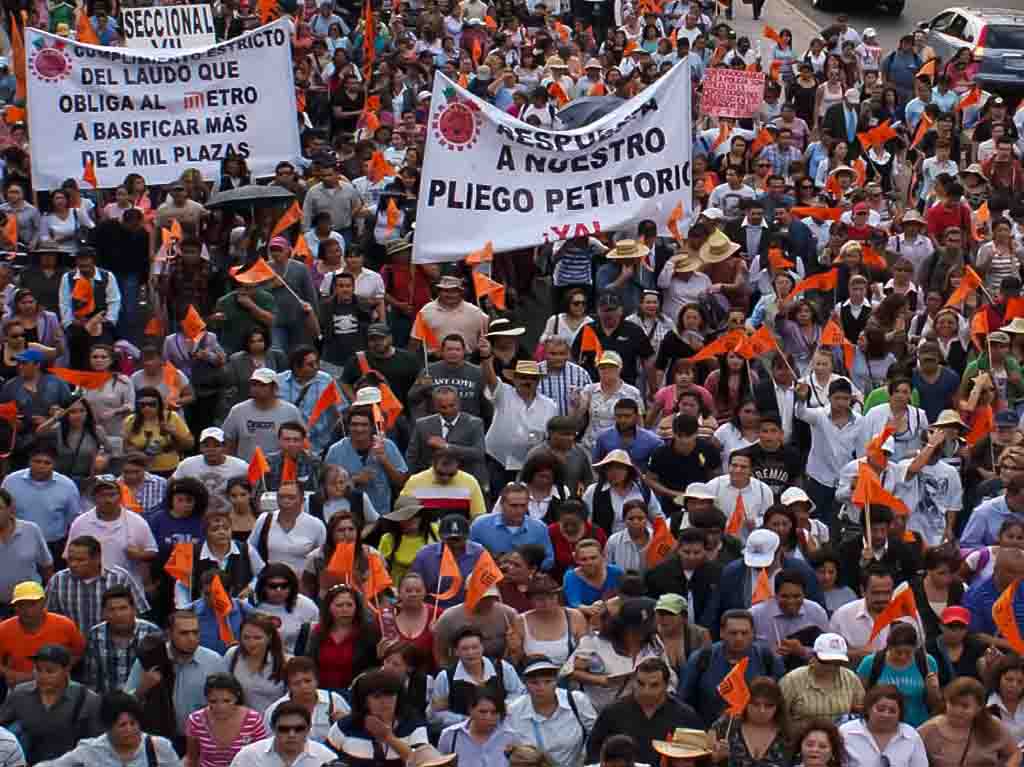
[0,0,1017,765]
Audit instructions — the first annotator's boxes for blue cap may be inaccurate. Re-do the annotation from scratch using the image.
[14,349,45,364]
[996,410,1018,428]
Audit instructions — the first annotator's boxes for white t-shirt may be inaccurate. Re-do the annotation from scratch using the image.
[64,510,158,589]
[172,455,249,514]
[248,511,327,577]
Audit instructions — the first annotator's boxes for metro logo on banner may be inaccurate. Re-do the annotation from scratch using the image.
[121,5,217,49]
[414,62,692,263]
[25,20,301,190]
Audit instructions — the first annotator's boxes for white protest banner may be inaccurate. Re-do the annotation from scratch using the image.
[413,62,692,264]
[701,68,765,119]
[25,19,300,190]
[121,5,217,50]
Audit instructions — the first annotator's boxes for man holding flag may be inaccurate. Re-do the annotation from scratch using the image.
[58,248,121,370]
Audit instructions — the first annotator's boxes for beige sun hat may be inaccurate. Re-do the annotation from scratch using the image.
[593,448,634,469]
[652,729,713,759]
[673,254,702,273]
[1002,318,1024,335]
[698,231,741,264]
[607,239,651,260]
[933,409,968,430]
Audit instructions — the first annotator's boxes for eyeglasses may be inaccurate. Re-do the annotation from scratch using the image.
[266,582,291,590]
[276,725,308,734]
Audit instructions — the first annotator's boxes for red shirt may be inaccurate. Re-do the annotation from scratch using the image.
[317,628,358,690]
[926,201,972,242]
[547,523,609,583]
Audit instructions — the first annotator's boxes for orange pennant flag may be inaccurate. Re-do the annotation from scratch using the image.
[866,424,896,469]
[579,324,604,358]
[164,541,194,585]
[790,207,843,222]
[472,271,506,310]
[975,201,991,240]
[4,106,25,125]
[367,151,397,184]
[308,382,342,431]
[466,241,494,265]
[688,329,745,363]
[725,493,746,536]
[82,158,98,189]
[371,403,386,436]
[785,269,838,301]
[548,81,570,107]
[160,227,172,252]
[667,201,685,242]
[230,258,278,285]
[208,574,236,645]
[432,544,464,601]
[965,405,994,448]
[295,89,307,116]
[767,247,794,270]
[750,127,775,159]
[470,38,482,66]
[1006,297,1024,322]
[623,40,638,56]
[861,245,887,271]
[993,579,1024,654]
[75,11,100,45]
[555,22,571,43]
[752,568,772,605]
[120,482,142,514]
[853,158,867,188]
[379,385,404,430]
[384,198,400,235]
[669,28,678,46]
[646,517,676,568]
[916,58,937,79]
[363,110,381,133]
[363,554,393,601]
[484,14,497,30]
[869,582,918,642]
[589,82,607,96]
[281,456,298,483]
[257,0,278,24]
[10,19,25,103]
[411,312,441,351]
[820,319,846,347]
[734,325,778,360]
[162,361,181,405]
[144,316,163,337]
[293,236,313,268]
[50,368,112,390]
[710,45,726,67]
[271,202,303,240]
[327,541,356,583]
[71,277,95,318]
[970,310,990,352]
[181,305,206,343]
[0,401,17,429]
[458,72,470,88]
[825,173,844,201]
[762,25,783,46]
[956,85,982,112]
[717,657,751,716]
[912,113,934,149]
[945,265,983,307]
[465,549,504,613]
[0,213,16,246]
[709,122,730,152]
[247,447,270,484]
[853,461,912,517]
[169,218,183,243]
[769,61,782,82]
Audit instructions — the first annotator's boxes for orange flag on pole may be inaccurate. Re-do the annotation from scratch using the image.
[717,657,751,715]
[144,316,163,337]
[785,269,838,301]
[169,218,183,243]
[164,542,194,584]
[725,493,746,536]
[869,582,918,642]
[378,385,403,430]
[821,319,845,346]
[945,265,983,307]
[734,325,778,360]
[465,549,504,613]
[548,81,570,107]
[384,198,400,235]
[181,305,206,343]
[75,12,100,45]
[293,236,313,268]
[912,113,934,149]
[82,158,98,189]
[367,151,397,184]
[762,25,783,46]
[866,425,896,470]
[579,324,604,358]
[1006,297,1024,322]
[120,483,142,513]
[50,368,112,390]
[162,361,181,406]
[327,542,356,584]
[270,202,303,239]
[472,271,506,310]
[688,329,746,363]
[308,382,342,430]
[432,544,464,601]
[230,258,278,285]
[257,0,278,24]
[363,554,393,601]
[970,310,990,352]
[646,517,676,568]
[465,241,494,265]
[667,201,685,242]
[861,245,887,271]
[916,58,937,79]
[853,461,912,517]
[767,247,794,270]
[790,207,843,222]
[0,401,17,429]
[10,19,25,103]
[752,568,772,605]
[825,173,844,200]
[965,406,994,448]
[411,312,441,351]
[993,579,1024,654]
[280,456,298,483]
[956,85,982,112]
[247,447,270,484]
[71,278,95,318]
[750,127,774,159]
[208,574,236,645]
[0,213,16,247]
[589,82,607,96]
[470,37,482,66]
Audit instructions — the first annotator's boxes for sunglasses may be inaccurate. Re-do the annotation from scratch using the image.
[266,582,291,590]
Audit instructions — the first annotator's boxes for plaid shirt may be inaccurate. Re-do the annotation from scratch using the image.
[265,450,322,495]
[759,143,803,178]
[83,618,162,694]
[538,360,592,416]
[45,566,151,636]
[121,472,167,517]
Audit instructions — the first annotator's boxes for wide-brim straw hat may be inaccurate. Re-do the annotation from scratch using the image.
[698,231,741,264]
[607,238,651,260]
[652,729,713,759]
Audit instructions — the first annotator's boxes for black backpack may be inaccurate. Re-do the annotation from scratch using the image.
[865,646,930,689]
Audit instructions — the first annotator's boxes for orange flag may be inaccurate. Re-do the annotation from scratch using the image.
[965,405,994,448]
[247,447,270,484]
[181,305,206,343]
[717,657,751,715]
[411,312,440,351]
[869,583,918,642]
[257,0,278,24]
[956,85,982,112]
[853,158,867,188]
[548,81,570,107]
[769,61,782,82]
[710,45,726,67]
[762,25,783,46]
[458,72,470,88]
[308,382,342,430]
[71,277,95,318]
[725,493,746,536]
[10,19,25,103]
[384,198,400,235]
[472,271,506,310]
[709,122,730,152]
[169,218,183,243]
[362,0,375,76]
[0,214,16,246]
[293,236,313,268]
[853,461,912,517]
[363,554,393,601]
[230,258,278,285]
[50,368,112,390]
[281,456,298,483]
[483,14,497,30]
[866,425,896,470]
[767,247,794,270]
[120,482,142,513]
[270,202,302,240]
[912,113,934,149]
[433,544,464,601]
[1006,297,1024,322]
[750,127,775,159]
[752,568,772,605]
[735,325,778,360]
[820,319,845,347]
[208,574,236,645]
[785,269,838,301]
[82,158,98,189]
[162,361,181,405]
[861,245,887,270]
[688,328,745,363]
[75,12,100,45]
[367,151,396,184]
[945,265,983,307]
[825,173,844,200]
[371,402,386,435]
[646,517,676,568]
[589,82,607,96]
[916,58,937,79]
[466,241,494,265]
[579,324,604,358]
[363,109,381,133]
[0,401,17,429]
[164,542,194,584]
[3,106,24,125]
[470,38,482,66]
[379,385,403,430]
[623,39,638,56]
[327,541,356,583]
[144,316,163,337]
[465,549,504,613]
[975,201,991,240]
[970,310,990,352]
[790,207,843,222]
[993,579,1024,654]
[667,201,685,242]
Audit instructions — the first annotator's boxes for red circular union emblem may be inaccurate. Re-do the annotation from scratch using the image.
[433,101,481,152]
[30,47,73,82]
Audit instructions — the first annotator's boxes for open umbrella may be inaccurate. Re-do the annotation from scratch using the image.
[206,184,296,210]
[556,95,625,130]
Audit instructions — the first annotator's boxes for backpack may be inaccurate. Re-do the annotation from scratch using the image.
[865,646,929,689]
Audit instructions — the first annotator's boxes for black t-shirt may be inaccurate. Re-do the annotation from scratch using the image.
[330,88,365,135]
[572,320,655,387]
[647,440,722,513]
[321,298,371,366]
[341,348,423,402]
[735,443,804,499]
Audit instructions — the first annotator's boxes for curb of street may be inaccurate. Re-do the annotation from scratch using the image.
[767,0,825,39]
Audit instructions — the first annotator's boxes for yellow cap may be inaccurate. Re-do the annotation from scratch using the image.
[11,581,45,603]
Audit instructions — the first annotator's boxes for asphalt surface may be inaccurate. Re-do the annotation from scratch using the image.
[773,0,962,50]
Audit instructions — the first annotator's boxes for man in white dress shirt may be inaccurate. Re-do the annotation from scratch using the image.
[231,702,335,767]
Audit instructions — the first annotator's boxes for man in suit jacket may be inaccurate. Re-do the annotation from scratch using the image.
[645,527,722,625]
[406,385,488,494]
[837,505,921,595]
[820,89,864,161]
[752,352,808,457]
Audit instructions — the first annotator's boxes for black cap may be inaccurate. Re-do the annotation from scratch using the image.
[439,514,470,539]
[31,644,72,667]
[597,291,622,309]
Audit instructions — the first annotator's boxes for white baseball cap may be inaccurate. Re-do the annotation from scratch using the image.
[813,633,849,662]
[250,367,277,384]
[199,427,225,443]
[744,529,780,568]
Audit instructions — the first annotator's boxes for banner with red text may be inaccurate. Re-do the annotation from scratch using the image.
[702,68,766,119]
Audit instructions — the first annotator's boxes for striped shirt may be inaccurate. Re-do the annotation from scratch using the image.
[83,618,163,694]
[552,240,599,286]
[120,473,167,516]
[400,469,487,518]
[538,360,592,416]
[45,566,151,636]
[778,664,865,734]
[186,707,268,767]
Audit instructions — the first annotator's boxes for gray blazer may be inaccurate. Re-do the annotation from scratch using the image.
[406,413,488,493]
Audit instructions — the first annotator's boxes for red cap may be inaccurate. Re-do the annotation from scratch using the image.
[852,202,869,214]
[941,606,970,625]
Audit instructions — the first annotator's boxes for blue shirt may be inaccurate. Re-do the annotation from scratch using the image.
[562,564,624,608]
[146,511,203,558]
[126,644,227,734]
[324,437,408,513]
[961,496,1024,547]
[409,541,484,608]
[275,370,343,454]
[679,641,786,727]
[595,263,655,316]
[856,652,939,727]
[592,427,664,471]
[964,576,1024,637]
[469,512,554,570]
[1,468,80,542]
[188,597,247,656]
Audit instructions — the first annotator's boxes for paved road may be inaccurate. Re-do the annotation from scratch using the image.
[768,0,955,51]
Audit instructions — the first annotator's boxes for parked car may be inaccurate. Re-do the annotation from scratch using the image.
[812,0,903,17]
[918,8,1024,99]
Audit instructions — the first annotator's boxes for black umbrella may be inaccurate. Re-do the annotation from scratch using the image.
[556,95,626,129]
[206,184,296,210]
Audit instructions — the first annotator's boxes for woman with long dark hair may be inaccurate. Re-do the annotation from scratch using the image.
[302,511,387,600]
[390,574,437,673]
[378,502,438,585]
[40,397,111,487]
[185,672,267,767]
[122,387,193,476]
[226,478,259,543]
[712,397,760,463]
[709,677,789,767]
[920,677,1019,767]
[305,583,381,693]
[225,612,288,712]
[250,563,319,654]
[518,450,571,524]
[704,351,757,423]
[224,326,288,411]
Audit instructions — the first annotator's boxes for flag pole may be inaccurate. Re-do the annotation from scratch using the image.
[431,545,445,625]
